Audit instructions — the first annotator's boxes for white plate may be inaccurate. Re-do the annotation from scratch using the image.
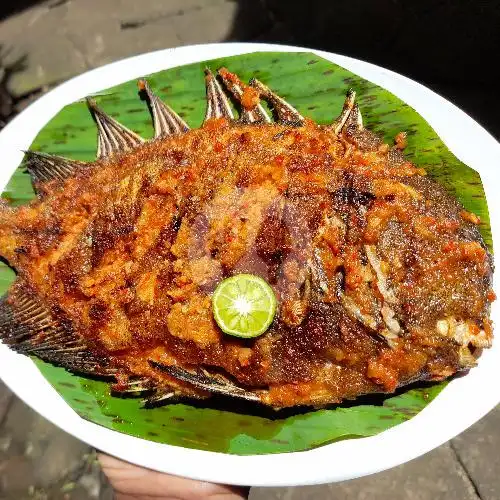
[0,43,499,487]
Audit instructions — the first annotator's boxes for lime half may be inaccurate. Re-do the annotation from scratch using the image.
[212,274,277,338]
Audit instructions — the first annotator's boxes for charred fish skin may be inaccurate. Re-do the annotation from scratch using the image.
[0,66,494,409]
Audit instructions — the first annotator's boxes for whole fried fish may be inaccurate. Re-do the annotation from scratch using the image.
[0,68,494,408]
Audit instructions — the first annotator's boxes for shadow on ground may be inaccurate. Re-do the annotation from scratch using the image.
[229,0,500,138]
[0,0,48,21]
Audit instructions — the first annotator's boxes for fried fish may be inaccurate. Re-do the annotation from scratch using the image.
[0,68,494,408]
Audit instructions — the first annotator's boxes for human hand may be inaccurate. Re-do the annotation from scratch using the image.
[98,453,250,500]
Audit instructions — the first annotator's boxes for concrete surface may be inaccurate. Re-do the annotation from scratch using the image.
[251,445,479,500]
[0,383,113,499]
[0,0,270,95]
[1,0,498,137]
[0,0,499,498]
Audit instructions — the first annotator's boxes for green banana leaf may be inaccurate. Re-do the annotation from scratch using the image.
[0,51,491,455]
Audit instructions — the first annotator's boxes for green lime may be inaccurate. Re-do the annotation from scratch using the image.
[212,274,277,338]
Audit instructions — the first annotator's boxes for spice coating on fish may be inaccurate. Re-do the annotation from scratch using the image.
[0,68,494,408]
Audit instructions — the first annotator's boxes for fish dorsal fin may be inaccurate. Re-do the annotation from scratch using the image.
[138,79,189,139]
[217,67,270,124]
[0,282,114,376]
[341,102,382,151]
[332,89,356,135]
[203,68,234,122]
[86,98,145,160]
[344,103,363,131]
[23,151,89,188]
[249,78,305,126]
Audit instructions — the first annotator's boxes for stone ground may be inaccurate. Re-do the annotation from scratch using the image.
[0,0,499,498]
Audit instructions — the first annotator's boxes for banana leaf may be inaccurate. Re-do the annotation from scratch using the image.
[0,51,491,455]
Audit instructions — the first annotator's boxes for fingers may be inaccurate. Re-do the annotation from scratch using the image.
[98,453,250,500]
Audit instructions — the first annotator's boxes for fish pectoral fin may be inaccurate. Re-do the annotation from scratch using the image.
[138,79,190,138]
[0,281,114,377]
[86,98,145,160]
[149,360,261,403]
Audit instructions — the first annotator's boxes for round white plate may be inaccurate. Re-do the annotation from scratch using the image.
[0,43,499,487]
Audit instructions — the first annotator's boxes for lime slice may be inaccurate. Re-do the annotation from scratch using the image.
[212,274,277,338]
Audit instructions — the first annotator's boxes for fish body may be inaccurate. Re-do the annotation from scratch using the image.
[0,68,494,408]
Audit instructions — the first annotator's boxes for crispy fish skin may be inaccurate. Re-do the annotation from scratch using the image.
[0,69,494,408]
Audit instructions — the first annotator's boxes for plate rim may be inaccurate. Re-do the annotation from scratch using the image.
[0,42,499,487]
